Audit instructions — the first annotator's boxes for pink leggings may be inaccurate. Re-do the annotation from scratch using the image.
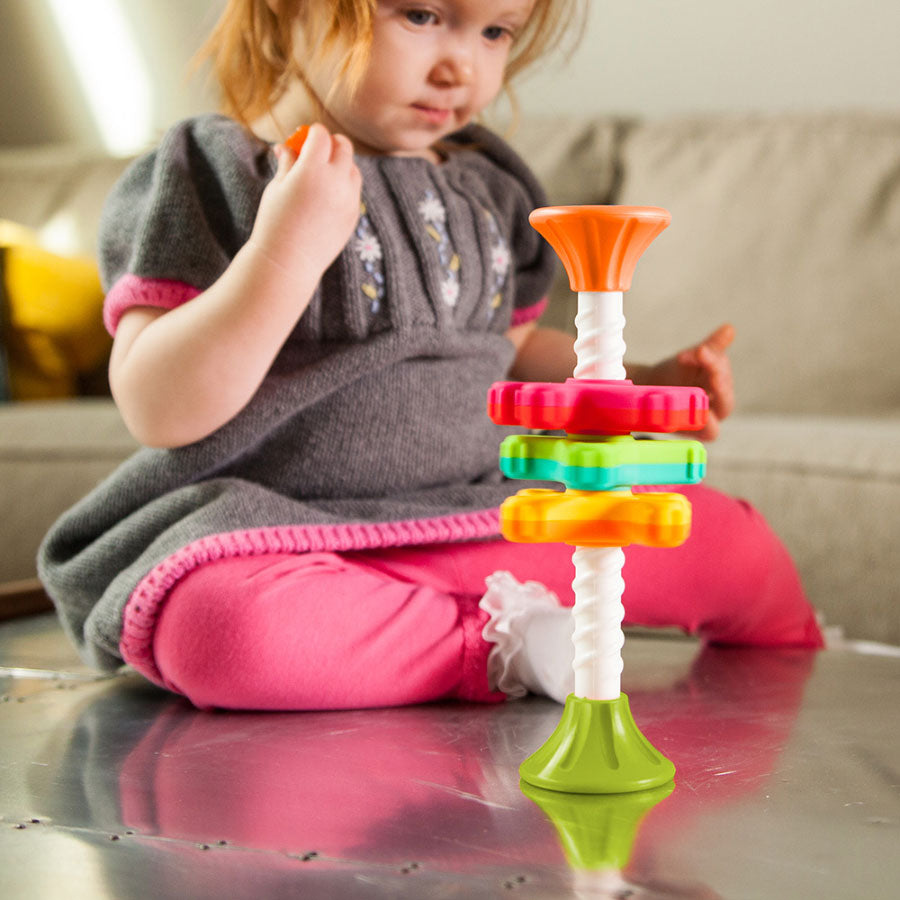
[147,486,823,710]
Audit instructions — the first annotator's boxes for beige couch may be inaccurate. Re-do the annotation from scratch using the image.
[2,112,898,642]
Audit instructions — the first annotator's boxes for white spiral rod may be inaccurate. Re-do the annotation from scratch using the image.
[570,286,628,700]
[571,546,626,700]
[573,291,626,380]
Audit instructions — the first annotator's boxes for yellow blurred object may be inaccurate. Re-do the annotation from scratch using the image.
[0,220,41,247]
[1,220,110,400]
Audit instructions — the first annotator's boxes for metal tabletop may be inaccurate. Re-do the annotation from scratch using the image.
[2,613,898,899]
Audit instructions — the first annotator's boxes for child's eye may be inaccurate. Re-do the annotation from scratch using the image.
[483,25,513,43]
[404,8,438,27]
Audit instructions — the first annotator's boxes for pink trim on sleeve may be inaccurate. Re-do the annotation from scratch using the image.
[119,509,503,687]
[104,275,202,335]
[511,296,548,327]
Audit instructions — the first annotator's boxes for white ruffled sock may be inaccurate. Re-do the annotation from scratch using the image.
[480,570,575,704]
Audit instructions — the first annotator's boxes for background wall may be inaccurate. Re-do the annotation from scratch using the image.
[516,0,900,118]
[0,0,219,149]
[1,0,898,152]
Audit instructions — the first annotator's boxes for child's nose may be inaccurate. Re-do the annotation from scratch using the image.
[430,45,474,86]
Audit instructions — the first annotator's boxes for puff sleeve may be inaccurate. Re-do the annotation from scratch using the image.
[99,115,274,335]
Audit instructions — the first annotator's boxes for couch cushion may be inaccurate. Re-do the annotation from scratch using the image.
[0,399,136,582]
[611,113,900,416]
[703,414,900,645]
[509,116,622,208]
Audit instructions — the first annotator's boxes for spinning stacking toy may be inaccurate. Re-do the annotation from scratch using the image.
[488,206,710,794]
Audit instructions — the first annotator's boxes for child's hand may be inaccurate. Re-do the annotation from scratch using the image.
[250,123,362,288]
[636,323,736,440]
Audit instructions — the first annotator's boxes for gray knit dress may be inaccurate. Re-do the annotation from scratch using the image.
[38,115,556,674]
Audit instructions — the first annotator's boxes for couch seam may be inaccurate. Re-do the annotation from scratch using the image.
[708,459,900,484]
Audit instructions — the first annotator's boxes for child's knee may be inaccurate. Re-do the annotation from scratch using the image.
[151,566,268,706]
[692,500,821,647]
[148,552,478,709]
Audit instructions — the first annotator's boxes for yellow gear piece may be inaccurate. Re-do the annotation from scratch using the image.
[500,488,692,548]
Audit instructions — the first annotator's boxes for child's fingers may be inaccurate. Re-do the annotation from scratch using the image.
[700,415,721,442]
[272,124,323,180]
[704,322,736,352]
[697,343,735,418]
[302,124,357,166]
[330,134,361,183]
[677,324,734,370]
[677,347,699,368]
[298,122,332,163]
[283,125,356,178]
[271,143,293,181]
[330,133,355,163]
[278,123,331,176]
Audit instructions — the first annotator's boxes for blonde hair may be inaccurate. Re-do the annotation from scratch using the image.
[199,0,585,128]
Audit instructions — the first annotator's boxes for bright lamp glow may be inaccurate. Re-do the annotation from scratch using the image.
[44,0,153,154]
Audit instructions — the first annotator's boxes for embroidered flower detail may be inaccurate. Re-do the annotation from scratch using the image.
[441,278,460,307]
[355,200,385,315]
[418,194,446,225]
[483,208,510,323]
[355,233,382,264]
[492,242,510,279]
[419,188,460,309]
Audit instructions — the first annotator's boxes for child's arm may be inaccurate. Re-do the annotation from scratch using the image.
[506,321,735,440]
[506,322,576,383]
[109,124,361,448]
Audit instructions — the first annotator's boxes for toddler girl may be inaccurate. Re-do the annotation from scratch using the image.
[39,0,822,711]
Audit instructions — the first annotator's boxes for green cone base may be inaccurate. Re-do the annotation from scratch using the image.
[520,693,675,794]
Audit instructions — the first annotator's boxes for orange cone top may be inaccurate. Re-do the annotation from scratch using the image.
[529,206,671,292]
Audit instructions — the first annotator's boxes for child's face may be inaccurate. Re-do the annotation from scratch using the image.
[304,0,536,157]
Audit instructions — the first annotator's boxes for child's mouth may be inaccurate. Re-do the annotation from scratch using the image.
[412,105,452,125]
